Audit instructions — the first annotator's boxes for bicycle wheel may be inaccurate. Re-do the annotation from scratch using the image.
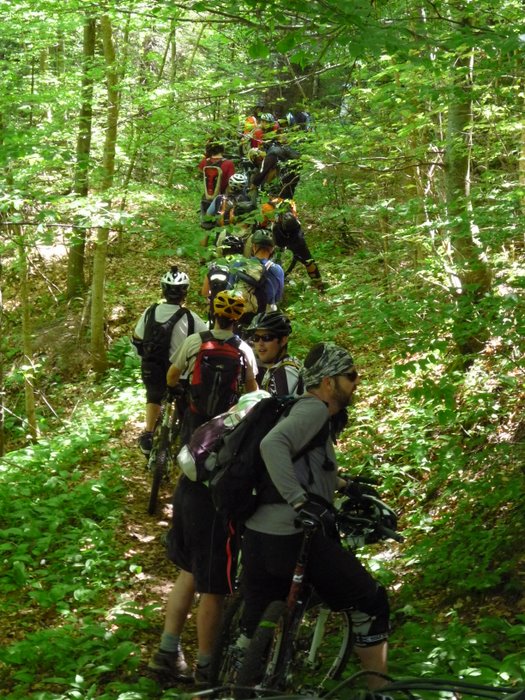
[236,600,288,697]
[293,605,353,691]
[147,423,170,515]
[209,594,244,686]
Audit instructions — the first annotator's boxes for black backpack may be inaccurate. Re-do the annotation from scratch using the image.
[205,395,330,522]
[142,305,194,373]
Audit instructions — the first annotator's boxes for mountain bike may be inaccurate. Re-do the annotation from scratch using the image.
[235,494,403,697]
[146,396,183,515]
[324,673,525,700]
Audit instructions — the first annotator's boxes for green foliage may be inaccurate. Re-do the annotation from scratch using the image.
[0,0,524,694]
[389,612,525,682]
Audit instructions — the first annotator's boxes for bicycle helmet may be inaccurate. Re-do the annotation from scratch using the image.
[229,173,248,192]
[337,494,402,548]
[248,311,292,338]
[248,147,265,164]
[301,343,355,390]
[260,113,275,123]
[252,229,274,248]
[161,266,190,301]
[213,290,245,320]
[218,234,245,256]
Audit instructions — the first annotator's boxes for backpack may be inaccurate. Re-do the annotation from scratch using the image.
[142,305,194,372]
[203,159,224,201]
[188,330,246,418]
[180,394,330,523]
[229,258,275,314]
[217,195,257,227]
[177,389,271,481]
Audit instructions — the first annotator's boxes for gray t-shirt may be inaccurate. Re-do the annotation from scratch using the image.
[245,394,338,536]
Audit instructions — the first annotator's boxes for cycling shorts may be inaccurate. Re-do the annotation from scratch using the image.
[166,476,232,594]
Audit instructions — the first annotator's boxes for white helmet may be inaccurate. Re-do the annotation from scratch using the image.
[229,173,248,192]
[161,266,189,301]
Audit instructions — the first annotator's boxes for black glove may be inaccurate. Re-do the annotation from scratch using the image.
[166,385,184,403]
[294,499,335,535]
[341,478,380,500]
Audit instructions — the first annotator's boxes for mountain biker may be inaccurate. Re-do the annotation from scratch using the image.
[166,290,258,443]
[198,142,236,241]
[247,311,302,394]
[132,268,207,457]
[200,236,247,327]
[204,172,257,228]
[251,131,301,200]
[261,198,324,289]
[239,343,390,689]
[149,292,258,685]
[227,230,285,328]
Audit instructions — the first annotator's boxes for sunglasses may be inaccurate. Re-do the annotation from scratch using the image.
[339,370,359,382]
[252,333,278,343]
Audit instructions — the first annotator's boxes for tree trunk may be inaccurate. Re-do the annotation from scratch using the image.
[16,229,38,441]
[67,16,96,298]
[444,45,492,356]
[90,15,120,374]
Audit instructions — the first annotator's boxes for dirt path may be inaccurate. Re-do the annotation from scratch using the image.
[117,420,198,668]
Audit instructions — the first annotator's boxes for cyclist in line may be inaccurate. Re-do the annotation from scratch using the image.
[132,268,207,458]
[198,142,236,240]
[230,230,285,326]
[251,123,301,200]
[148,292,258,685]
[260,198,324,290]
[247,311,302,394]
[204,172,257,230]
[239,343,390,689]
[200,236,248,327]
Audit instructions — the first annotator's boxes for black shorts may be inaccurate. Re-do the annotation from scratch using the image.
[241,527,389,641]
[141,361,167,404]
[166,476,233,594]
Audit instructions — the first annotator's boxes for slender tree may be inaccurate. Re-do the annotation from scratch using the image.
[90,14,120,374]
[444,43,492,356]
[66,16,96,299]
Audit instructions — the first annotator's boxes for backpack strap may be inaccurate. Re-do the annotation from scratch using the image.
[167,306,193,331]
[179,306,195,335]
[199,330,215,344]
[143,303,159,334]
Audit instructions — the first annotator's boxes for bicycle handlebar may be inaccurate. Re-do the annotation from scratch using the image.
[377,523,405,543]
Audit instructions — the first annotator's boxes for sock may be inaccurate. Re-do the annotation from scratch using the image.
[160,632,181,653]
[197,653,211,667]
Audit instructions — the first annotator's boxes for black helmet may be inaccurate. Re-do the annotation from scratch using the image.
[218,234,245,256]
[252,229,274,248]
[161,266,190,302]
[248,311,292,338]
[337,495,403,548]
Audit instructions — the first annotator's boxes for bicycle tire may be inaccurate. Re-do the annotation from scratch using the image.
[209,594,244,686]
[147,424,170,515]
[294,606,353,690]
[236,600,288,697]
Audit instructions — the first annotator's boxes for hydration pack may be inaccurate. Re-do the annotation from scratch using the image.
[178,393,329,523]
[203,159,224,201]
[142,305,194,373]
[188,331,246,418]
[229,258,275,315]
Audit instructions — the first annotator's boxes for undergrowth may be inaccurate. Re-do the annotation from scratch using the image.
[1,181,524,697]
